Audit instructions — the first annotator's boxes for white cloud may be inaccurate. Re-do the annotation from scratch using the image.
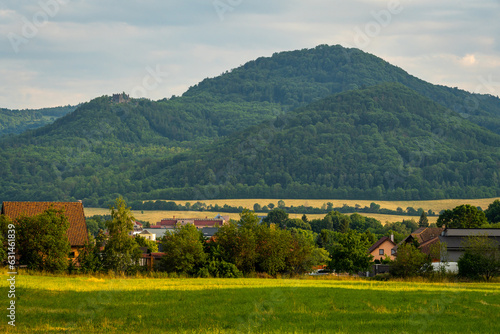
[0,0,499,108]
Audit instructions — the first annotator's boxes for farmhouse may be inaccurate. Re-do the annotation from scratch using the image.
[368,235,396,261]
[1,201,89,259]
[393,227,444,259]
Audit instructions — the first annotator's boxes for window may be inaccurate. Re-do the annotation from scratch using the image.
[391,249,396,255]
[68,251,76,258]
[379,249,384,255]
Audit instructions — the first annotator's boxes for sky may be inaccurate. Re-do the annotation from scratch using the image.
[1,0,499,109]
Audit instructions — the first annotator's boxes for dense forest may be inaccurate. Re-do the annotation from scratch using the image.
[135,83,500,202]
[0,105,76,136]
[0,45,499,206]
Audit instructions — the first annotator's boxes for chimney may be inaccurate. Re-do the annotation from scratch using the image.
[390,234,394,242]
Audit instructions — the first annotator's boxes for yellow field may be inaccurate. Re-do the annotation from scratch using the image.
[110,197,498,224]
[85,209,437,225]
[166,198,500,212]
[84,209,244,224]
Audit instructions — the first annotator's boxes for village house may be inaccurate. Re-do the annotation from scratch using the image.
[368,235,396,261]
[1,201,89,261]
[393,227,444,260]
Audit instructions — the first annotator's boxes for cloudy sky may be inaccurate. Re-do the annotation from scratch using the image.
[1,0,499,109]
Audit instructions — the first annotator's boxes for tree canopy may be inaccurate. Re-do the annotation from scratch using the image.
[437,205,488,229]
[103,197,142,273]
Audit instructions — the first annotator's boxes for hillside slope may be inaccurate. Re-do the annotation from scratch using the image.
[0,105,76,136]
[140,83,500,201]
[185,45,500,134]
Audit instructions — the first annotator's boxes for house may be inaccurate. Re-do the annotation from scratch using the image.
[368,235,396,261]
[1,201,89,260]
[438,228,500,262]
[138,230,156,241]
[142,228,170,241]
[393,227,444,259]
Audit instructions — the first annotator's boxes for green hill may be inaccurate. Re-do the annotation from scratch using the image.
[0,45,499,206]
[184,45,500,135]
[134,83,500,202]
[0,105,76,136]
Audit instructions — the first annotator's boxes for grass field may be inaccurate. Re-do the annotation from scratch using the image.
[1,271,499,333]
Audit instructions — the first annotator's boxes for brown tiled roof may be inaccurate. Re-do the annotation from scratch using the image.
[1,201,89,247]
[412,227,444,244]
[368,236,396,253]
[418,236,440,257]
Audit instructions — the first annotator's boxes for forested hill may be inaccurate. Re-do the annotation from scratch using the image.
[138,83,500,202]
[0,105,76,136]
[1,45,500,206]
[185,45,500,135]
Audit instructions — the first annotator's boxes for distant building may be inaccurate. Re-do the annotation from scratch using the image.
[138,230,156,241]
[154,216,228,230]
[112,93,129,104]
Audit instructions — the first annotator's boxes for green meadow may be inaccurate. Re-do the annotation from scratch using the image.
[1,272,499,333]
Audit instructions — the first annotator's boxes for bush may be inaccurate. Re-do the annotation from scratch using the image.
[371,273,391,281]
[458,235,500,281]
[390,243,433,278]
[205,259,242,278]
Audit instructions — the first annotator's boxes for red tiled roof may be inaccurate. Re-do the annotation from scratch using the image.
[1,201,89,247]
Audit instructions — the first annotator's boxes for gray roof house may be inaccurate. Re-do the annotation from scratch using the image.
[439,228,500,262]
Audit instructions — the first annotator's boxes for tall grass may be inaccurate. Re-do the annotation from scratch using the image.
[1,270,499,333]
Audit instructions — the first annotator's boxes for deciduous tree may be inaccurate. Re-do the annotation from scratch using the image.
[262,208,289,228]
[390,243,432,277]
[103,197,142,273]
[458,234,500,281]
[437,204,487,229]
[484,200,500,224]
[327,230,373,274]
[160,224,206,275]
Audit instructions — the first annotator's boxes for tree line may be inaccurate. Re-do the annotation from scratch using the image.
[130,199,437,217]
[1,199,499,279]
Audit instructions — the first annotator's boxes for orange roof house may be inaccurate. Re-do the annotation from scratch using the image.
[1,201,89,259]
[368,236,396,261]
